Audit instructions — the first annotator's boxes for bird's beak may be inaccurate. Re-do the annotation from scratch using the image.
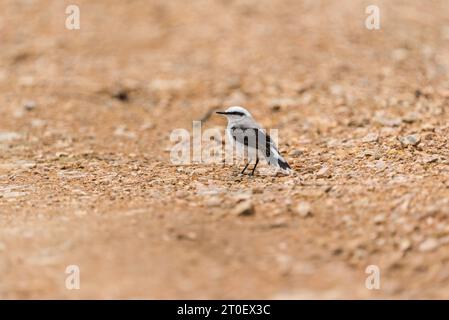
[216,111,227,115]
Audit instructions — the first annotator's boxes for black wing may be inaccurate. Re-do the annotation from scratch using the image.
[229,127,277,158]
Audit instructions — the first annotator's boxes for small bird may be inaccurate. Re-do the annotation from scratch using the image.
[216,106,292,175]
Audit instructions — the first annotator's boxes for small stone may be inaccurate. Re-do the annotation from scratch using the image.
[271,104,281,112]
[376,116,402,127]
[422,124,435,132]
[175,191,189,198]
[373,214,386,224]
[140,122,154,131]
[226,77,241,90]
[419,238,439,252]
[423,155,438,164]
[233,193,252,202]
[288,150,303,157]
[316,166,330,178]
[114,126,136,139]
[363,149,375,157]
[252,187,264,194]
[331,246,344,256]
[375,160,386,171]
[399,134,421,147]
[329,84,344,97]
[112,89,129,102]
[23,100,37,111]
[186,232,197,240]
[329,84,344,96]
[31,119,46,127]
[362,133,379,143]
[399,239,411,252]
[270,217,289,228]
[177,231,197,241]
[56,152,69,158]
[294,202,312,218]
[403,112,419,123]
[231,200,255,216]
[204,196,221,207]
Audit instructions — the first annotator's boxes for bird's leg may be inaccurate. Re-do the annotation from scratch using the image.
[241,161,250,174]
[250,158,259,176]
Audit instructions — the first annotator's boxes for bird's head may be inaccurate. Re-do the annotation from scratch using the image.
[216,106,252,124]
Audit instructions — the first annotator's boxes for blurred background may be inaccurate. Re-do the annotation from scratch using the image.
[0,0,449,299]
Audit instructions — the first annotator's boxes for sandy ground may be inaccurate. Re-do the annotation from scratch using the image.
[1,0,449,299]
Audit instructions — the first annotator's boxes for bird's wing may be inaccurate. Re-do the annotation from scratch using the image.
[228,126,291,171]
[228,126,276,156]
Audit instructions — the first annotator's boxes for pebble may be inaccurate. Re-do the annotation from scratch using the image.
[316,166,330,178]
[175,191,189,198]
[204,196,222,207]
[399,134,421,147]
[423,155,439,164]
[252,187,264,194]
[375,160,386,171]
[329,84,344,96]
[376,116,402,127]
[23,100,37,111]
[231,200,255,216]
[399,239,412,252]
[140,122,154,131]
[112,89,129,102]
[114,126,137,139]
[373,214,386,224]
[294,202,312,218]
[31,119,46,127]
[177,231,197,241]
[56,152,69,158]
[233,193,252,202]
[402,112,419,123]
[289,150,303,157]
[419,238,439,252]
[362,133,379,143]
[269,218,289,228]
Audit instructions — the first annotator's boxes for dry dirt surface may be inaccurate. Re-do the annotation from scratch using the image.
[1,0,449,299]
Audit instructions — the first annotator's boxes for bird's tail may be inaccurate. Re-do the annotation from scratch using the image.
[265,146,293,173]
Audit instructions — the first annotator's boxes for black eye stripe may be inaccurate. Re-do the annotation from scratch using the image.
[227,111,244,116]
